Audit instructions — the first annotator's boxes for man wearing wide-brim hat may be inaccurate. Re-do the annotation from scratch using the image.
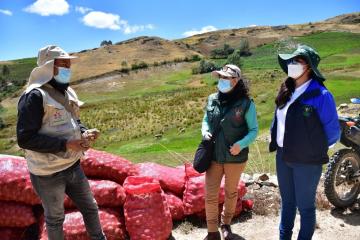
[16,45,106,240]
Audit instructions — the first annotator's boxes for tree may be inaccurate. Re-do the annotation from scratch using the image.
[210,44,234,59]
[100,40,113,46]
[239,39,251,56]
[227,49,242,67]
[191,55,201,62]
[192,60,216,74]
[0,104,4,129]
[2,65,10,76]
[0,76,5,89]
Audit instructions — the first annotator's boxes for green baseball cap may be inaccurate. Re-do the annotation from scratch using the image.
[278,45,325,81]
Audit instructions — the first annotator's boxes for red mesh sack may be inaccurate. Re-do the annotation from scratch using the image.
[123,176,172,240]
[64,180,126,208]
[195,198,243,219]
[242,199,254,211]
[0,227,28,240]
[81,149,133,184]
[176,164,202,178]
[183,171,247,215]
[40,209,127,240]
[129,162,187,196]
[164,192,185,221]
[0,155,41,205]
[0,201,36,227]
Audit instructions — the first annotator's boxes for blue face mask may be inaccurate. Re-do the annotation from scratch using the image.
[54,67,71,84]
[217,78,233,93]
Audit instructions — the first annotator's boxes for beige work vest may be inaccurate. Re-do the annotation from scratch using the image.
[24,84,84,175]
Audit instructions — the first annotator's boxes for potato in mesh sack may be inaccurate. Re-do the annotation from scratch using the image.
[81,149,133,185]
[64,179,126,208]
[0,155,40,205]
[183,171,247,215]
[0,201,36,228]
[40,209,127,240]
[0,227,28,240]
[123,176,172,240]
[164,192,185,221]
[129,162,188,197]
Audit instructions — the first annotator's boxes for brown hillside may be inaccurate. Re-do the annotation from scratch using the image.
[176,12,360,56]
[71,36,201,81]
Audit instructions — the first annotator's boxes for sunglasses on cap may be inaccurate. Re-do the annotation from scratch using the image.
[222,65,240,77]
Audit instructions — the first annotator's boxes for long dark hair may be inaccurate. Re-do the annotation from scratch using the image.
[219,78,250,104]
[275,71,325,109]
[236,78,250,99]
[275,77,296,109]
[275,56,325,109]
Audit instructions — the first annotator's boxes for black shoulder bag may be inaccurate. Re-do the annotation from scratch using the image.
[193,102,235,173]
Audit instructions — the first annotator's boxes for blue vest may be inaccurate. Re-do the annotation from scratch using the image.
[269,89,329,164]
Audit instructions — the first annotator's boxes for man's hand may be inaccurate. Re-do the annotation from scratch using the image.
[66,139,89,152]
[229,143,241,156]
[83,128,100,141]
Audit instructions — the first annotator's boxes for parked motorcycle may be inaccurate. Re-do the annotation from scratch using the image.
[324,98,360,208]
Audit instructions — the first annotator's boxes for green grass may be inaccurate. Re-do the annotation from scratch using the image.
[1,31,360,172]
[0,57,37,100]
[241,32,360,70]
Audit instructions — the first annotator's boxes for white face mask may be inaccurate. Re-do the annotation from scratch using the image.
[287,63,305,79]
[217,79,233,93]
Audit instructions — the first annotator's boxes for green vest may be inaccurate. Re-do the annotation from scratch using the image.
[206,93,250,163]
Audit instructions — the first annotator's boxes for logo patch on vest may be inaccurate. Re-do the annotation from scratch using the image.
[50,109,68,127]
[233,107,244,122]
[302,105,313,117]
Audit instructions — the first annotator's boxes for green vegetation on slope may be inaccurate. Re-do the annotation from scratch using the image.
[1,31,359,173]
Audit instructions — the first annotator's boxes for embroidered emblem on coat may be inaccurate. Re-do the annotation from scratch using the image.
[303,105,313,117]
[233,107,244,122]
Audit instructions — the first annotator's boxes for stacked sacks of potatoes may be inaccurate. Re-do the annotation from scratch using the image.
[0,149,252,240]
[0,155,40,239]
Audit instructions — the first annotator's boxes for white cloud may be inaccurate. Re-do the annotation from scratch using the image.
[24,0,69,16]
[82,11,154,34]
[75,6,92,15]
[123,23,155,34]
[183,25,218,37]
[0,9,12,16]
[248,24,257,27]
[82,11,121,30]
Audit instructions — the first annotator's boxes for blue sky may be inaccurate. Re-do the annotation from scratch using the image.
[0,0,359,60]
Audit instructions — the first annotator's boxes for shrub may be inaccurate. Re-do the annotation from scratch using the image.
[120,68,130,74]
[192,60,216,74]
[227,49,242,67]
[210,44,234,59]
[121,61,127,67]
[239,39,252,56]
[2,65,10,76]
[100,40,113,46]
[131,61,148,70]
[191,55,201,62]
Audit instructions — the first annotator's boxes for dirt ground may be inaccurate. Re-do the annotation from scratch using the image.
[171,207,360,240]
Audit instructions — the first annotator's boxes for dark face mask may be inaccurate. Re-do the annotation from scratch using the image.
[48,78,69,93]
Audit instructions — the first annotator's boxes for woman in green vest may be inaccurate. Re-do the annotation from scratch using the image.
[202,64,258,240]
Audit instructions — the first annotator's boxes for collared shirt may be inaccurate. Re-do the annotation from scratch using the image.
[276,80,312,147]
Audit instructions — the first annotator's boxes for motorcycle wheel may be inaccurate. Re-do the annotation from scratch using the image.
[324,149,360,208]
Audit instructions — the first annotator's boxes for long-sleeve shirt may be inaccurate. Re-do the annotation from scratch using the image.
[17,89,87,153]
[202,100,258,149]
